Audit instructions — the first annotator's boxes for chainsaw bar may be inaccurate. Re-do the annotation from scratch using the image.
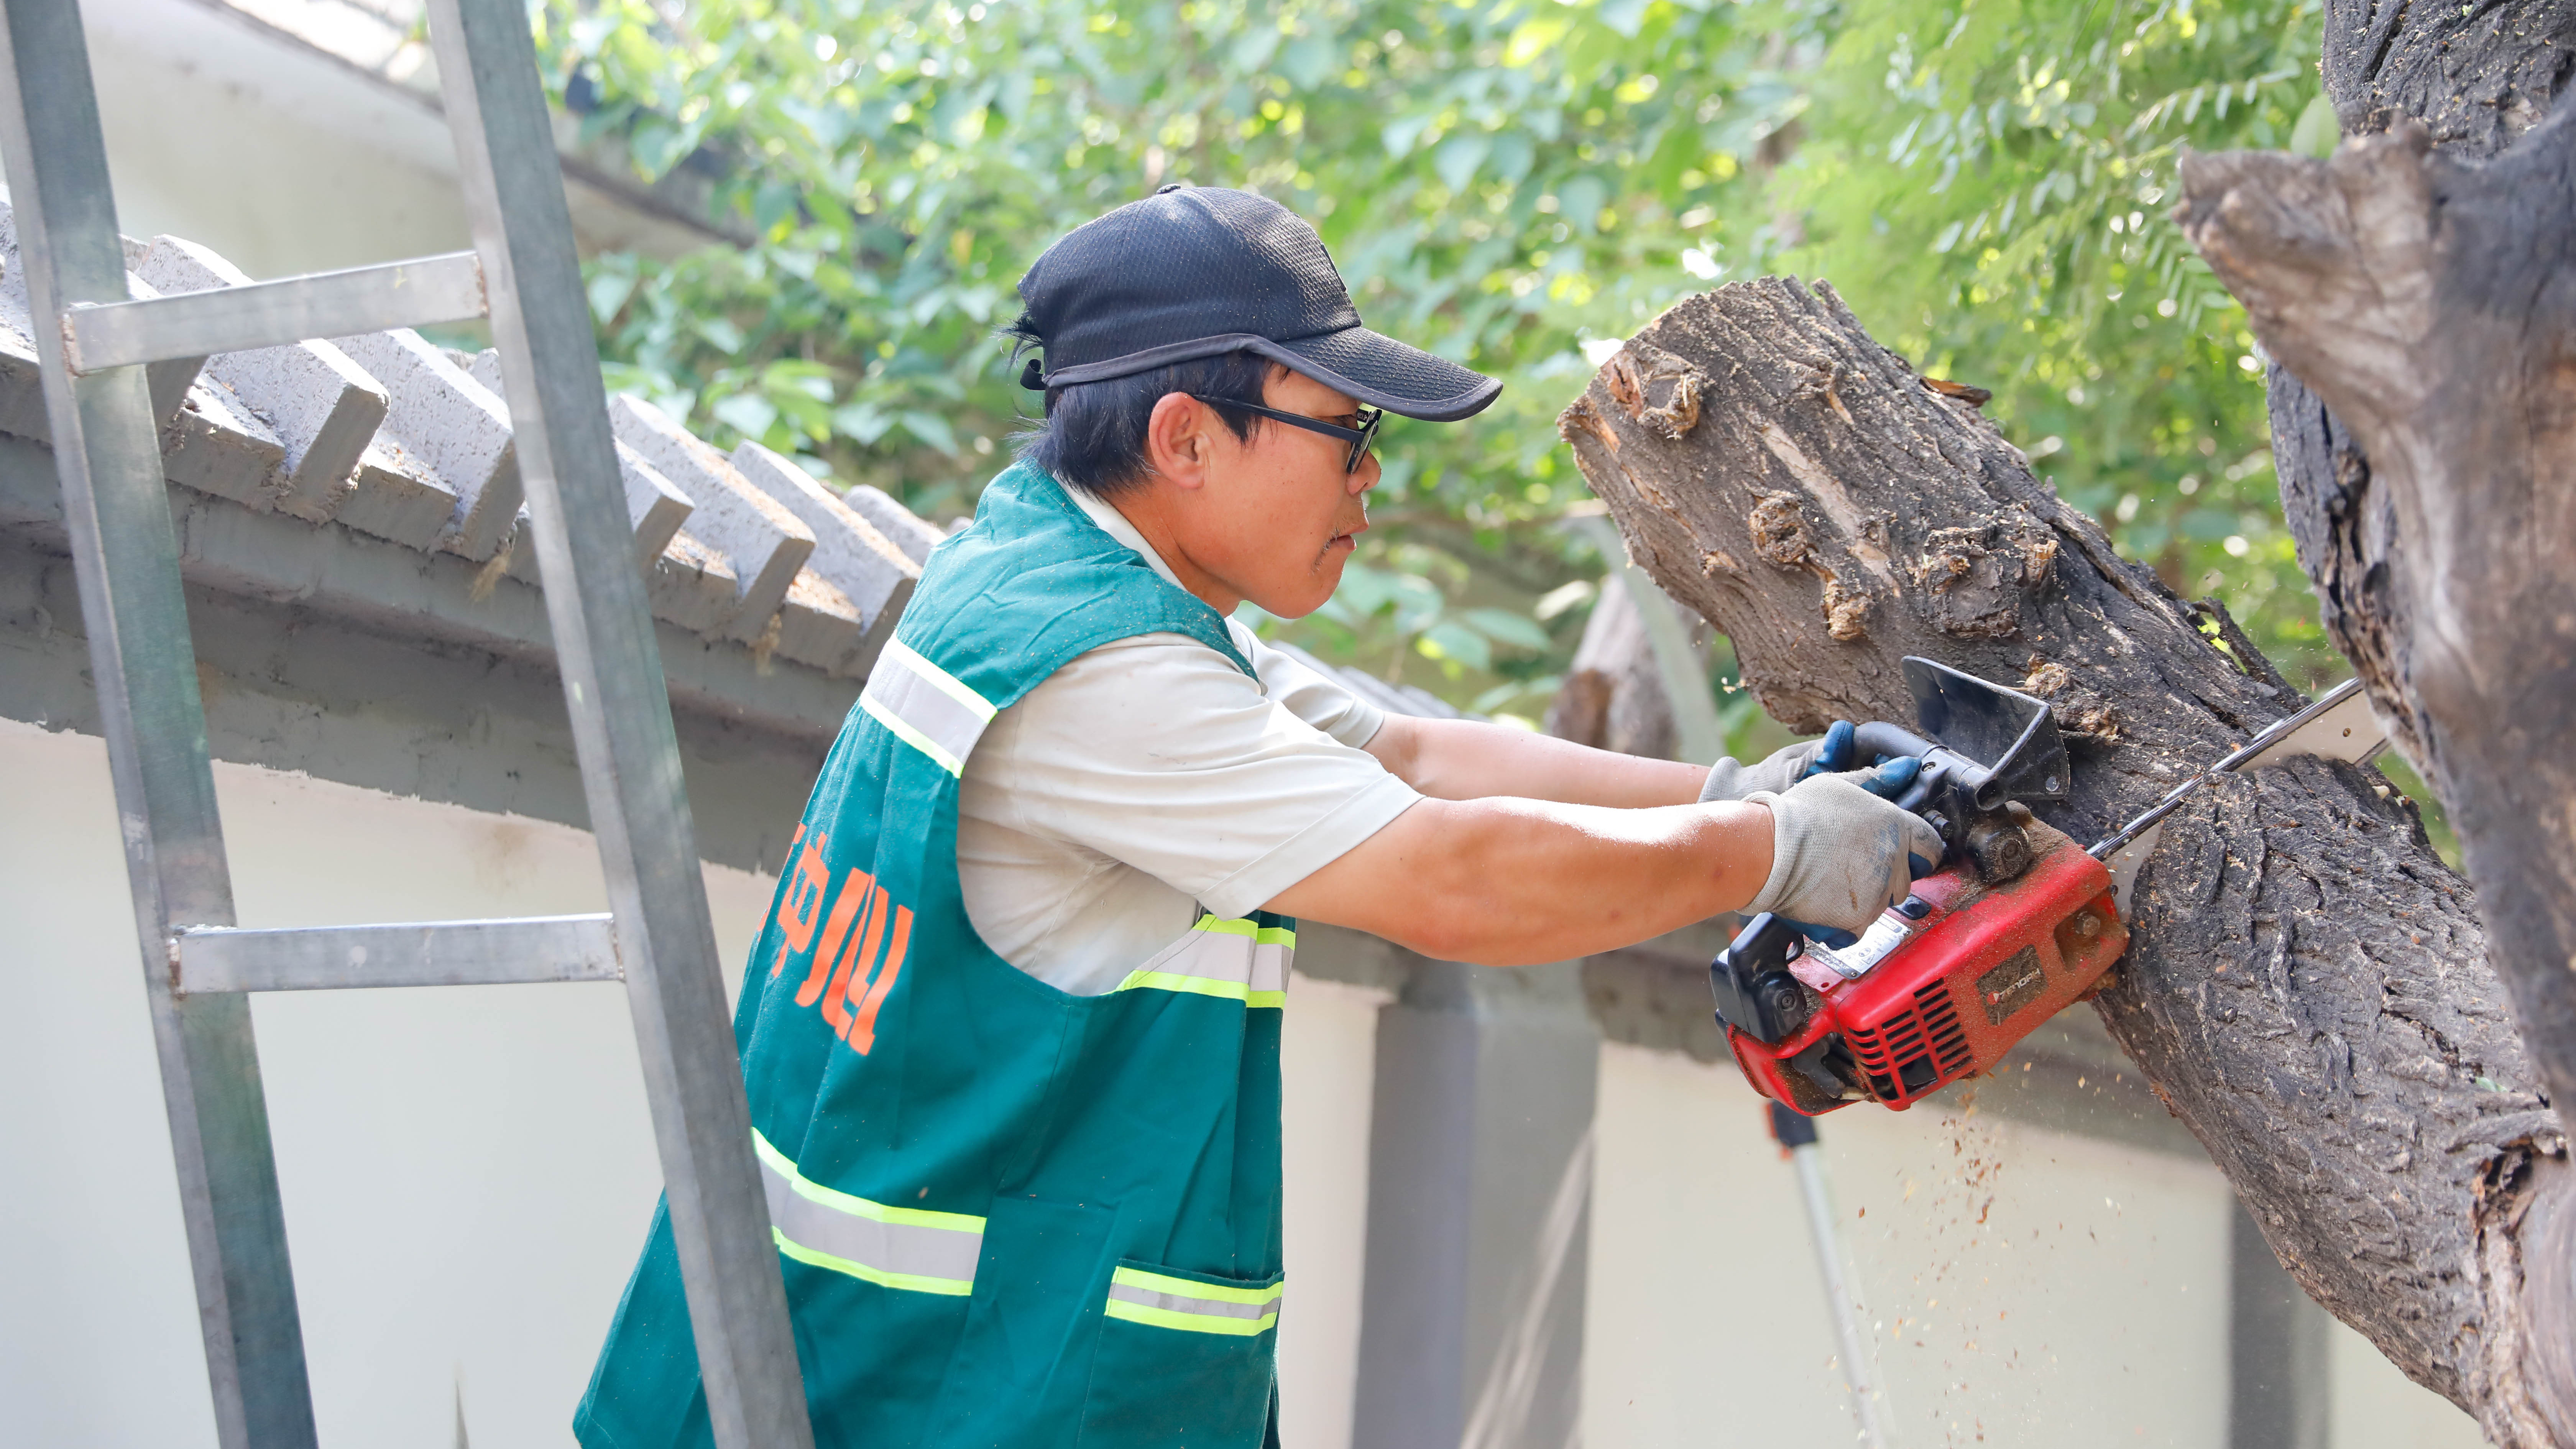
[2091,677,2390,915]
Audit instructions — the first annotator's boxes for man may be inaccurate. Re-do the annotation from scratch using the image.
[575,186,1936,1449]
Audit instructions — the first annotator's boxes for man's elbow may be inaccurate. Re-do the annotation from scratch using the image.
[1380,908,1498,966]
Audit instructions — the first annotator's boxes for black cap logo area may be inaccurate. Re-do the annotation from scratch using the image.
[1013,186,1502,423]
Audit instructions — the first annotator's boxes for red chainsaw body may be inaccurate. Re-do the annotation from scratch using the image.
[1724,821,2128,1115]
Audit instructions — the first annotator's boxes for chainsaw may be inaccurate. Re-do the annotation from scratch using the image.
[1710,659,2389,1116]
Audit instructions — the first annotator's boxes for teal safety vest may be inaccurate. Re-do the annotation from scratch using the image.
[576,462,1291,1449]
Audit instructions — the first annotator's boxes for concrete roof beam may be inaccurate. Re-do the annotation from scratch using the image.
[463,349,692,566]
[0,213,290,505]
[133,236,390,524]
[0,212,958,711]
[729,439,917,675]
[608,393,815,642]
[842,482,947,565]
[332,329,519,561]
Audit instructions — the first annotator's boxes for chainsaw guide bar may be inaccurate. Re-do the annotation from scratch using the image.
[2091,677,2390,916]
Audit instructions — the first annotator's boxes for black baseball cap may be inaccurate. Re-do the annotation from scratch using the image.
[1013,185,1503,422]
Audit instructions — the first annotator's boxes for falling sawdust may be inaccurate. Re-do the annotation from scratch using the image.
[1852,1092,2141,1448]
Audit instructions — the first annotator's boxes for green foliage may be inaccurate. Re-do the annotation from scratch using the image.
[539,0,2344,720]
[1766,0,2338,682]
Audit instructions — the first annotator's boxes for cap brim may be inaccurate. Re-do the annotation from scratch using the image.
[1263,326,1501,422]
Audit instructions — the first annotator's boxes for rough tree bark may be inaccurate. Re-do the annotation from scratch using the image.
[1559,279,2571,1443]
[2172,13,2576,1442]
[2231,0,2576,1150]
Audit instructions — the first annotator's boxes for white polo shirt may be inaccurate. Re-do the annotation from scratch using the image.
[953,480,1423,994]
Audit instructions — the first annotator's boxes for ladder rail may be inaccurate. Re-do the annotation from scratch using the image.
[0,2,317,1445]
[426,2,816,1443]
[0,0,819,1443]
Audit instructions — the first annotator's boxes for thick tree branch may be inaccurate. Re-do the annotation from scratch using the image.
[1561,278,2569,1442]
[2178,97,2576,1445]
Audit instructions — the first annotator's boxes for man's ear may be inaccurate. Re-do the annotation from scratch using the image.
[1142,392,1216,493]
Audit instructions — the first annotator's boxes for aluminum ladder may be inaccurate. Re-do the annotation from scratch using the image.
[0,1,814,1444]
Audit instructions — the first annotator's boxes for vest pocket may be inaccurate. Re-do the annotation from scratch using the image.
[927,1195,1119,1449]
[1078,1260,1282,1447]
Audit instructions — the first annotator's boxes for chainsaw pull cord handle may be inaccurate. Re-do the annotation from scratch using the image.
[1711,913,1812,1046]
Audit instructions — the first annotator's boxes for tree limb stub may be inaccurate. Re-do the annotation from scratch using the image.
[1560,277,2569,1442]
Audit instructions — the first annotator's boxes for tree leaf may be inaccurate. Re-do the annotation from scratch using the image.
[1419,620,1492,672]
[1462,606,1555,651]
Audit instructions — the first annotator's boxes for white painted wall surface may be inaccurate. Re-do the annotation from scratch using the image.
[1582,1037,2486,1449]
[2328,1315,2490,1449]
[1586,1041,2236,1449]
[1275,975,1384,1449]
[86,0,474,281]
[0,721,1377,1447]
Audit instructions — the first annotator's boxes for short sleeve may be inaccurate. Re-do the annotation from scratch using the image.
[1231,620,1386,748]
[969,632,1419,919]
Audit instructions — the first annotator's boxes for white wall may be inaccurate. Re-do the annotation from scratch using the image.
[86,0,474,281]
[0,716,2488,1447]
[1277,974,1383,1449]
[1583,1043,2488,1449]
[0,720,1378,1446]
[1585,1042,2236,1449]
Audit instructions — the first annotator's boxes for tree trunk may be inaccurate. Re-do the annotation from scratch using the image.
[1541,573,1677,758]
[1559,279,2572,1443]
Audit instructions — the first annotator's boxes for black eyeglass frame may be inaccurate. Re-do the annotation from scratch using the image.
[1186,394,1384,474]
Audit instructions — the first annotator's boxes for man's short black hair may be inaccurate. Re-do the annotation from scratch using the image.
[1003,316,1278,499]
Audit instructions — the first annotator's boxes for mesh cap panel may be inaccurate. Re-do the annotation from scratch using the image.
[1016,186,1500,422]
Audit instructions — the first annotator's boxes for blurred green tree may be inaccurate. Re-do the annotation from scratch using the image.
[538,0,2338,733]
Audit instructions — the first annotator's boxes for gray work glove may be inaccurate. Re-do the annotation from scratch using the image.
[1742,768,1944,938]
[1698,720,1860,804]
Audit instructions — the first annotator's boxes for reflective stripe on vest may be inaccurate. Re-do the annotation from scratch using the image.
[1103,1265,1284,1337]
[1113,915,1293,1008]
[858,638,997,777]
[754,1130,985,1295]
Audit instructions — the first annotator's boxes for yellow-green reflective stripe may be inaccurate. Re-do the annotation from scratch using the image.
[1188,917,1296,949]
[882,639,996,722]
[859,639,997,777]
[1105,1299,1279,1336]
[1111,968,1287,1009]
[1104,1266,1284,1336]
[1112,1266,1285,1305]
[859,692,963,776]
[753,1130,984,1293]
[775,1230,973,1296]
[752,1131,982,1232]
[1112,915,1291,1007]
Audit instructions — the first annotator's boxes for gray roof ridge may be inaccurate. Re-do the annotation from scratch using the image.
[0,209,938,716]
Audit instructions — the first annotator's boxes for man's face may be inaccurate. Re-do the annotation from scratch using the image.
[1175,368,1380,619]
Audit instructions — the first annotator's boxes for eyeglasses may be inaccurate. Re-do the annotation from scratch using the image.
[1188,395,1384,474]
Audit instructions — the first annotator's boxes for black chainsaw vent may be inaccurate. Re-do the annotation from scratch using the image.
[1849,982,1973,1102]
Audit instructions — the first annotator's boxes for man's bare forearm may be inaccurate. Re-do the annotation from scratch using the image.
[1267,795,1771,966]
[1364,715,1706,808]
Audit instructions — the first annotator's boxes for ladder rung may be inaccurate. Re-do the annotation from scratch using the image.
[63,251,488,373]
[175,913,620,993]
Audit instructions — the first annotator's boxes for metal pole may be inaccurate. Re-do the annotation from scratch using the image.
[421,3,814,1446]
[1766,1104,1894,1449]
[0,2,315,1445]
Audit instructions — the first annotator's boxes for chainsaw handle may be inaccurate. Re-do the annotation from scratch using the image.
[1850,721,1937,767]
